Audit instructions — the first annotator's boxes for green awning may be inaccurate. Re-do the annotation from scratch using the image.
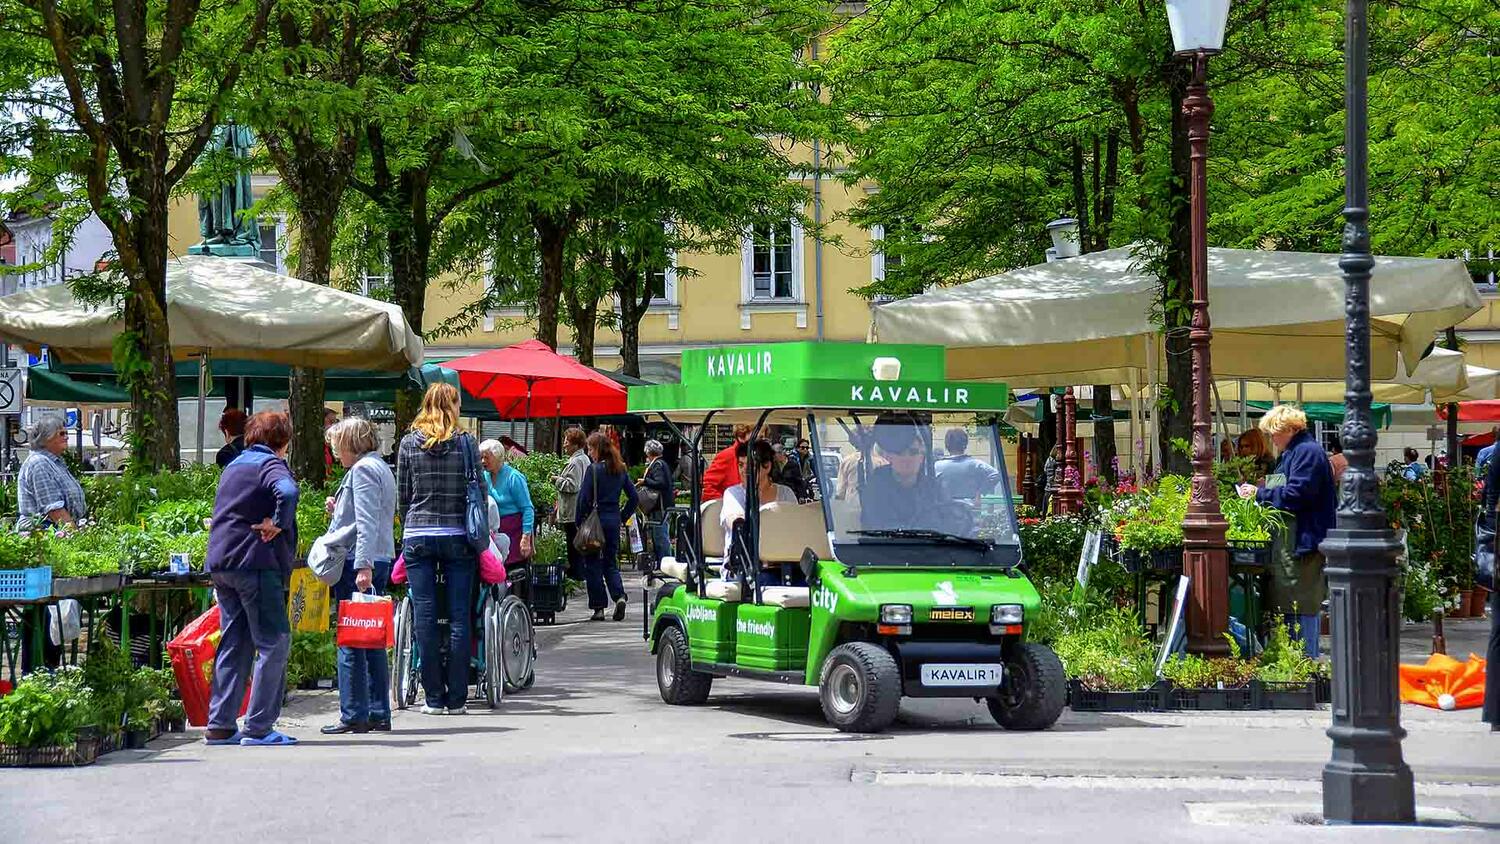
[1246,401,1391,429]
[30,360,410,404]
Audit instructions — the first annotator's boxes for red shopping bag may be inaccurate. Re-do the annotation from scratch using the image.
[336,597,395,649]
[167,606,249,727]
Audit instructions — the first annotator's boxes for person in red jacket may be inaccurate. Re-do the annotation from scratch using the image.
[702,424,755,500]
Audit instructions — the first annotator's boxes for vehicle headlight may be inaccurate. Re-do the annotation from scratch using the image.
[991,604,1024,625]
[880,604,914,625]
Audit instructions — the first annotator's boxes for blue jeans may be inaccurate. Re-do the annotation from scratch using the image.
[582,522,624,609]
[402,535,476,710]
[1286,613,1321,659]
[208,569,290,737]
[650,519,671,565]
[335,558,392,725]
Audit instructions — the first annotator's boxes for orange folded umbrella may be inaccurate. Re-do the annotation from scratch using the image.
[1399,653,1487,710]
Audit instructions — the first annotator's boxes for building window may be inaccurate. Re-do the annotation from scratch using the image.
[1468,247,1497,290]
[742,219,802,303]
[257,220,284,273]
[871,223,903,283]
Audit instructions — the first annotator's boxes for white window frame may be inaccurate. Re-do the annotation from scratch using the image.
[257,215,287,274]
[738,217,807,329]
[647,251,680,330]
[870,223,889,283]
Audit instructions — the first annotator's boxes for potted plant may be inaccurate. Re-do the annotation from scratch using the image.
[1221,497,1285,568]
[0,672,97,767]
[1161,640,1257,710]
[1250,623,1321,709]
[1112,476,1187,572]
[1052,607,1167,711]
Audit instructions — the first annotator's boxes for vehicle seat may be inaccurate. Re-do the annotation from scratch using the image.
[701,499,724,560]
[760,586,811,608]
[704,579,743,602]
[659,557,689,581]
[757,502,831,563]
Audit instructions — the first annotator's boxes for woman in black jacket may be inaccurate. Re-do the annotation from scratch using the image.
[577,432,639,621]
[637,439,674,566]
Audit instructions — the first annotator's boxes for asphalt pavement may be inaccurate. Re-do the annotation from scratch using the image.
[0,597,1494,843]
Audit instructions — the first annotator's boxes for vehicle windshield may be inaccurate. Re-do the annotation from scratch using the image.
[811,411,1021,568]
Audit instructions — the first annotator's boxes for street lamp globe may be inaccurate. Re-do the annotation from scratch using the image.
[1045,218,1081,259]
[1165,0,1230,54]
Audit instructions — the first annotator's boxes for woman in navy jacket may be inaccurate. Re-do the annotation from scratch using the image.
[576,431,638,621]
[1238,405,1335,658]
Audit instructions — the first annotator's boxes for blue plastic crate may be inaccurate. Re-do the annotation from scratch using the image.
[0,566,53,601]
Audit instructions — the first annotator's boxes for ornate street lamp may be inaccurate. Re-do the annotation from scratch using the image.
[1166,0,1231,654]
[1056,387,1084,514]
[1320,0,1415,823]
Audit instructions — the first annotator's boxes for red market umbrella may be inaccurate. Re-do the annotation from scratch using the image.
[1437,401,1500,423]
[440,340,627,420]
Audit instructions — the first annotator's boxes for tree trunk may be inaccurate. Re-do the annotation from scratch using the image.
[1445,327,1460,466]
[534,212,567,350]
[287,202,339,484]
[389,171,431,436]
[612,249,647,378]
[126,203,180,472]
[1161,67,1195,476]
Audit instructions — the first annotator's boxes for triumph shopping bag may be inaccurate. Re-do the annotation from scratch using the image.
[335,594,395,649]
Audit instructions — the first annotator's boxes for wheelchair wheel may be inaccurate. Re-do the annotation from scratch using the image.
[498,594,536,692]
[481,592,504,709]
[391,595,419,710]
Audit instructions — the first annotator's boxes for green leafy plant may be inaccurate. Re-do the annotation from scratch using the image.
[1110,476,1188,553]
[286,631,337,688]
[0,529,47,571]
[81,646,134,733]
[1399,554,1445,623]
[142,499,214,535]
[1017,514,1088,585]
[1051,606,1158,691]
[512,452,567,518]
[0,673,93,748]
[533,523,568,565]
[1255,619,1319,684]
[1220,495,1286,543]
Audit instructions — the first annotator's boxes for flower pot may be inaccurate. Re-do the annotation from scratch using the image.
[1474,585,1493,616]
[124,728,151,750]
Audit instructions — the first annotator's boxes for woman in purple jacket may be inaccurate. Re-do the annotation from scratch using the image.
[203,411,301,747]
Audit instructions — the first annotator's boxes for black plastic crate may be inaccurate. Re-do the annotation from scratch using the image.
[1251,679,1319,710]
[1169,685,1253,711]
[1067,679,1169,712]
[0,739,99,768]
[532,564,565,587]
[1227,540,1272,569]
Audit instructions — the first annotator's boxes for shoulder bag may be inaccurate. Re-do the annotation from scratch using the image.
[573,465,606,554]
[1475,510,1496,591]
[308,477,356,586]
[460,433,490,554]
[637,459,662,517]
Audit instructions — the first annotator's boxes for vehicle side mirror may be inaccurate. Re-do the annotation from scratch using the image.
[799,547,818,585]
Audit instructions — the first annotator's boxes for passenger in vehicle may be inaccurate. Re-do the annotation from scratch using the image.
[861,413,971,536]
[935,428,1001,503]
[720,438,799,585]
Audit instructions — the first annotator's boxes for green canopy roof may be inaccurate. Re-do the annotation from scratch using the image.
[1246,401,1391,429]
[628,342,1009,416]
[30,360,409,405]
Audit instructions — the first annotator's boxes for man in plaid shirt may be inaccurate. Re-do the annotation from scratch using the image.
[16,414,87,532]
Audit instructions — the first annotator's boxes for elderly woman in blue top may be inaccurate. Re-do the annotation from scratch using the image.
[480,439,534,564]
[15,413,87,532]
[320,417,398,736]
[203,411,300,747]
[1237,405,1335,658]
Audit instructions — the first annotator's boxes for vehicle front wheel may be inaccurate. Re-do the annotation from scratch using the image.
[818,642,900,733]
[988,643,1066,731]
[657,626,712,705]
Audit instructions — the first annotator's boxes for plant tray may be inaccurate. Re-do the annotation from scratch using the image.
[532,564,565,587]
[1121,548,1182,574]
[140,571,211,586]
[1251,679,1319,710]
[1170,685,1253,711]
[0,739,99,767]
[0,566,52,601]
[1067,679,1168,712]
[1227,540,1272,569]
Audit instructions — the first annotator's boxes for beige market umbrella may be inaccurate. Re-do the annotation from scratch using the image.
[872,245,1481,385]
[0,254,423,371]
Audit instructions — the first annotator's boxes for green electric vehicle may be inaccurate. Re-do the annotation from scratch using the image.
[634,342,1065,733]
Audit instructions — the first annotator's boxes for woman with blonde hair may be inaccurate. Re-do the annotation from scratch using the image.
[575,431,638,621]
[396,383,481,715]
[1237,404,1335,658]
[320,417,397,734]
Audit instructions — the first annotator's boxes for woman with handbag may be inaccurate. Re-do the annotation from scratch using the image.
[575,431,638,621]
[554,428,591,580]
[637,439,674,565]
[479,439,534,565]
[319,417,397,735]
[396,383,483,715]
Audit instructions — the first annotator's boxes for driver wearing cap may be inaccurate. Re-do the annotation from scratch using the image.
[860,413,968,535]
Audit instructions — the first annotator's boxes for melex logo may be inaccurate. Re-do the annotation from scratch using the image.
[929,607,975,622]
[736,619,774,637]
[706,350,774,380]
[685,605,718,624]
[812,585,839,613]
[849,384,970,406]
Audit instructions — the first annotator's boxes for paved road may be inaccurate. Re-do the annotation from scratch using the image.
[1,602,1495,843]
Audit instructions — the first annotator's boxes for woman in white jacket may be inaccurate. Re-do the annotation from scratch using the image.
[320,417,397,735]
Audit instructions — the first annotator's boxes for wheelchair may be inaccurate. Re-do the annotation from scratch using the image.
[390,568,536,711]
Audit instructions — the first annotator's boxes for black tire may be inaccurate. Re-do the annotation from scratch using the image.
[656,625,712,705]
[988,643,1066,731]
[499,595,535,694]
[818,642,900,733]
[390,596,418,711]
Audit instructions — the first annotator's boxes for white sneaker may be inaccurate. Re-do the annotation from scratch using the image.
[419,705,445,716]
[447,706,468,716]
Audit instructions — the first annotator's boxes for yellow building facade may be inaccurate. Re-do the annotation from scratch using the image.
[166,172,885,380]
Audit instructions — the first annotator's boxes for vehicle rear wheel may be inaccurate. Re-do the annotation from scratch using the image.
[390,595,418,711]
[988,643,1066,731]
[818,642,900,733]
[656,625,712,705]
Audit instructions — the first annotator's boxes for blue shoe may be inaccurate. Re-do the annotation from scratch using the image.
[239,730,298,746]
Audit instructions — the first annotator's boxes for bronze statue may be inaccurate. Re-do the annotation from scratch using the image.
[191,123,261,257]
